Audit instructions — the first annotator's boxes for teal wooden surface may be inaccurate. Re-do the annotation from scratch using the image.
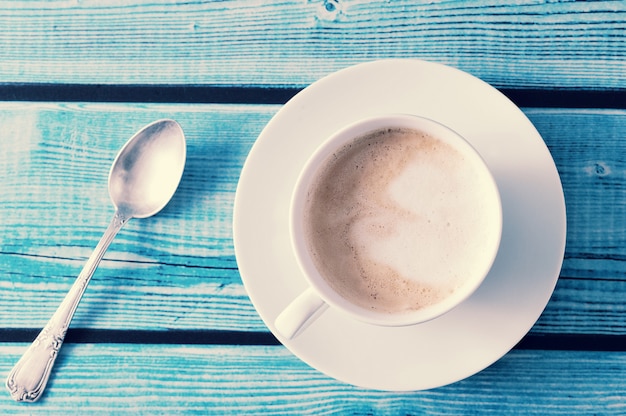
[0,344,624,415]
[0,0,624,413]
[0,0,624,89]
[0,103,270,332]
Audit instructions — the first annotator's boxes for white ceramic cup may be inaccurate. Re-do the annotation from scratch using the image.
[275,114,502,339]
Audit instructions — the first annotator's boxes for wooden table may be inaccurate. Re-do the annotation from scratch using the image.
[0,1,624,414]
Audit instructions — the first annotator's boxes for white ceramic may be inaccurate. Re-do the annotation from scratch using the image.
[233,59,566,391]
[276,114,502,339]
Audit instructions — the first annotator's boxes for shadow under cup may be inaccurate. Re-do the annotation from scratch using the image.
[277,114,502,339]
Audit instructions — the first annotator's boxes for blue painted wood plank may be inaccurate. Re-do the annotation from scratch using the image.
[526,109,626,334]
[0,102,273,332]
[0,343,624,414]
[0,1,623,89]
[0,103,625,336]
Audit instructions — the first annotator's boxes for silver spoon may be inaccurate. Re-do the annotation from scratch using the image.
[6,119,186,402]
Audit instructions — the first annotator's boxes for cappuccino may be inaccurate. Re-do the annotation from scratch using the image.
[302,127,498,314]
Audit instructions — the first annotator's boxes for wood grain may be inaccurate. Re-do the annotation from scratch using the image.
[0,343,623,414]
[527,109,626,335]
[0,103,625,337]
[0,102,273,332]
[0,0,624,89]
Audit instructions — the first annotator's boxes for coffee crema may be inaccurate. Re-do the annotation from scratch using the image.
[303,127,497,314]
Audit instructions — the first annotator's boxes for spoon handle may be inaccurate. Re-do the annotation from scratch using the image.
[5,210,130,402]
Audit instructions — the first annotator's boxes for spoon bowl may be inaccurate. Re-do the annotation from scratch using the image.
[109,119,186,218]
[6,119,186,402]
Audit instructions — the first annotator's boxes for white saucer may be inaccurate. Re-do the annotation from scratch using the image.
[233,59,566,391]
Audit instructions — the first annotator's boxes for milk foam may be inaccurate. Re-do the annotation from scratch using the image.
[304,127,497,314]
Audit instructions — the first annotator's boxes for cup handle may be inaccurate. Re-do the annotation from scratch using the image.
[275,287,329,339]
